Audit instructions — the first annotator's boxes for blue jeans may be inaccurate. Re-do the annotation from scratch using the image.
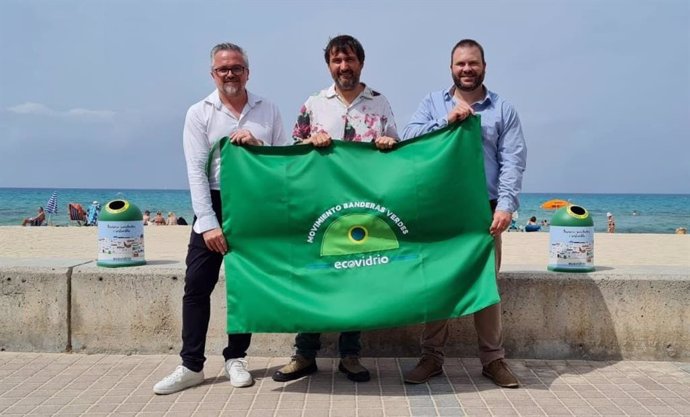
[295,331,361,359]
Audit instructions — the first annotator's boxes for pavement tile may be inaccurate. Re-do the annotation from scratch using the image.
[385,408,412,416]
[460,406,491,416]
[409,407,437,416]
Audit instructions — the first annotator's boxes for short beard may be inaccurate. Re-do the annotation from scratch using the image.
[452,71,484,92]
[335,73,359,91]
[222,83,242,97]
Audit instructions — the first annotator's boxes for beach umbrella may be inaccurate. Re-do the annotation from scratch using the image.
[540,198,569,210]
[45,191,58,225]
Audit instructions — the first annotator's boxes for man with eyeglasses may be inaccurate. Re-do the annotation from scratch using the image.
[154,42,289,394]
[272,34,398,384]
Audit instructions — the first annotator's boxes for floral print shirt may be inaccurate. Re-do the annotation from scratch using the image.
[292,84,398,143]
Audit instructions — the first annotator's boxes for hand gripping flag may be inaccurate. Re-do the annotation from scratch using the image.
[217,116,499,333]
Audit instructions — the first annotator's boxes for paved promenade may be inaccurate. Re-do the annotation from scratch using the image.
[1,353,689,417]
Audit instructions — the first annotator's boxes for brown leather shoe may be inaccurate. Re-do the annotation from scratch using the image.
[482,358,519,388]
[404,356,443,384]
[338,356,370,382]
[272,354,317,382]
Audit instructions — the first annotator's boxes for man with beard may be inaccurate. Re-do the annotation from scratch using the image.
[401,39,527,388]
[154,43,289,394]
[272,35,398,384]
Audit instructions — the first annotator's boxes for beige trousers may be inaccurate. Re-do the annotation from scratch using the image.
[420,234,504,367]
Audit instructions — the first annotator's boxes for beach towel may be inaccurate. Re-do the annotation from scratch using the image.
[218,116,499,333]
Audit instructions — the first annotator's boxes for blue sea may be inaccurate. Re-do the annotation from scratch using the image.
[0,188,688,233]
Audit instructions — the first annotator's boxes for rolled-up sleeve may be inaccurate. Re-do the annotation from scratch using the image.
[182,105,219,233]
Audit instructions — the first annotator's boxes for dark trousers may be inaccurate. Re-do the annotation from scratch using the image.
[180,190,251,372]
[295,331,362,359]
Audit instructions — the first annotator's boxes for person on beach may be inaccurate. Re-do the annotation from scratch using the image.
[153,42,289,395]
[607,212,616,233]
[21,206,45,226]
[152,211,166,225]
[166,211,178,225]
[525,216,540,232]
[401,39,527,388]
[272,35,398,384]
[142,210,150,225]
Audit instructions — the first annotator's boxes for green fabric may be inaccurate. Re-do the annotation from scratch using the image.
[219,116,499,333]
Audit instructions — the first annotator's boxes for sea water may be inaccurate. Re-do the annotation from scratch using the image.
[1,188,688,233]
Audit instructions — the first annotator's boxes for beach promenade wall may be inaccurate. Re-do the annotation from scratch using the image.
[1,228,688,361]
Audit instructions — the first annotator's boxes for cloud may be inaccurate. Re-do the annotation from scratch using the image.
[7,102,54,115]
[7,102,115,121]
[66,108,116,119]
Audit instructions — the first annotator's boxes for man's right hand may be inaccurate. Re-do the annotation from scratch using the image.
[301,132,332,147]
[447,102,475,124]
[202,227,228,254]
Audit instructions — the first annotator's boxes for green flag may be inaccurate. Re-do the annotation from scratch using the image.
[219,116,499,333]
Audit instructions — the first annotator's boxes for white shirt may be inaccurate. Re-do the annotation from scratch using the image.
[183,90,289,233]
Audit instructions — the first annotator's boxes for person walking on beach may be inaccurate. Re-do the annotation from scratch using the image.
[153,42,289,395]
[607,212,616,233]
[401,39,527,388]
[272,35,398,384]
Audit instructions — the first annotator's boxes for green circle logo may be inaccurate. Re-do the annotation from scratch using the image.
[348,226,368,244]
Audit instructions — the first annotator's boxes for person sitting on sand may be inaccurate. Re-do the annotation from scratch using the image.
[525,216,540,232]
[153,211,166,225]
[21,207,45,226]
[167,212,178,225]
[143,210,151,225]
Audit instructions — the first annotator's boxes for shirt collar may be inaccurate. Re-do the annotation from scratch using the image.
[205,89,260,110]
[444,85,493,107]
[324,83,374,101]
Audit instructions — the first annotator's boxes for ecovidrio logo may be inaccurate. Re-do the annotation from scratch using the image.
[305,201,413,270]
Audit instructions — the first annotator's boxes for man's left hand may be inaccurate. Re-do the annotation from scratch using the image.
[374,136,397,150]
[230,129,263,146]
[490,210,512,237]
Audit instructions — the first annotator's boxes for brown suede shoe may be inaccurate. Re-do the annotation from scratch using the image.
[338,356,370,382]
[403,356,443,384]
[272,354,317,382]
[482,358,519,388]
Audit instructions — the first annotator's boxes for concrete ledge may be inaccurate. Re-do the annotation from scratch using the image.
[1,262,688,361]
[0,267,70,352]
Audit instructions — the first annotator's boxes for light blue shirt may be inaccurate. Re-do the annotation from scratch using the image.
[402,87,527,213]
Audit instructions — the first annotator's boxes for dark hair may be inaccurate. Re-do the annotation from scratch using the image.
[450,39,485,65]
[324,35,365,64]
[530,216,537,222]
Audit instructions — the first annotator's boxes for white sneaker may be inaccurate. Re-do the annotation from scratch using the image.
[224,358,253,387]
[153,365,204,395]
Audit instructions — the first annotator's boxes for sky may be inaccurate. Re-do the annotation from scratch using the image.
[1,0,689,193]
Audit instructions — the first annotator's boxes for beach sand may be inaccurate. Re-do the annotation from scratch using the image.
[0,226,688,267]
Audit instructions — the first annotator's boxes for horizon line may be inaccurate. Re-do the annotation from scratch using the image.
[0,186,689,196]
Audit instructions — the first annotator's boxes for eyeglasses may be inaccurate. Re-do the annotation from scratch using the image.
[213,65,246,77]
